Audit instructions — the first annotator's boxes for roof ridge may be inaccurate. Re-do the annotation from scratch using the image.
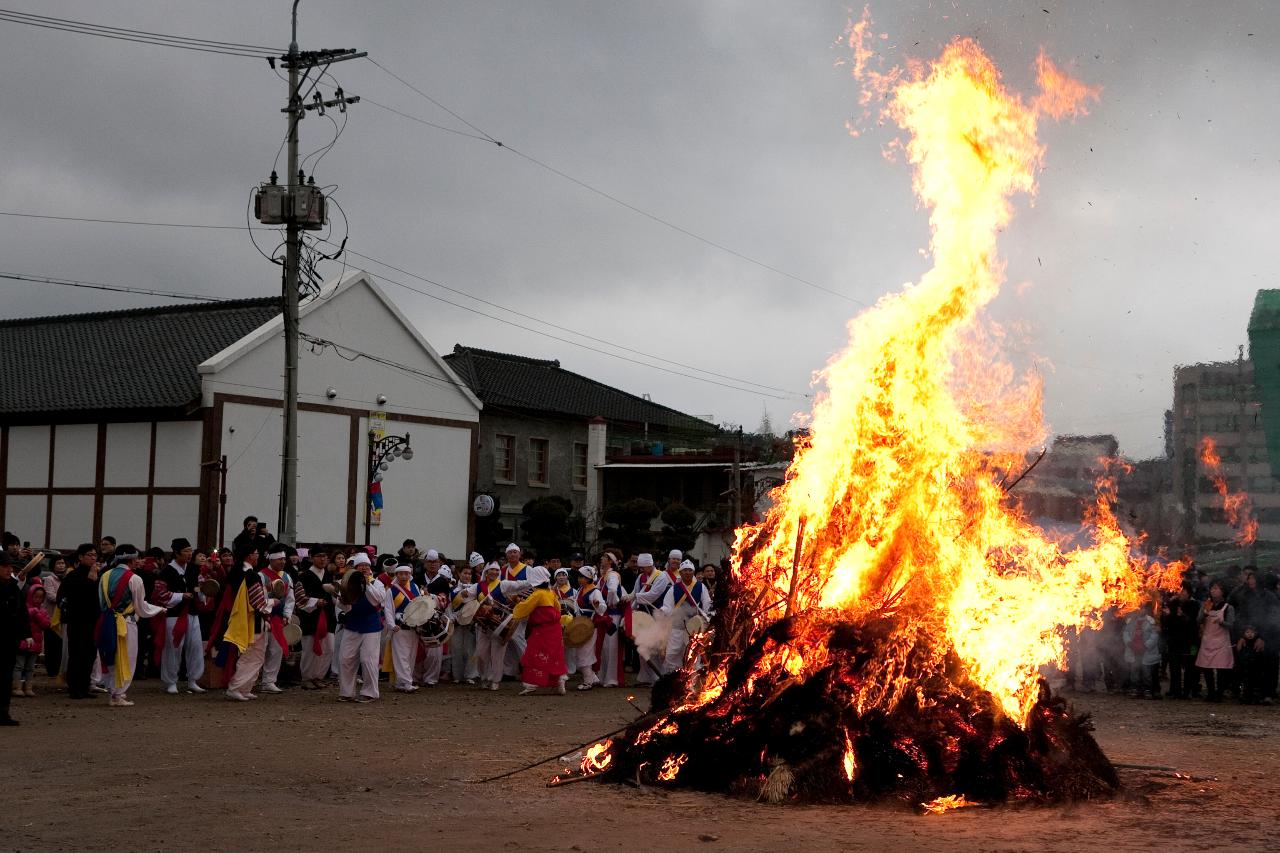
[0,295,278,328]
[447,344,560,368]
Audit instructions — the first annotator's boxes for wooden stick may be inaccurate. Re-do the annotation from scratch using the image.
[785,517,807,617]
[469,720,641,784]
[1002,447,1047,494]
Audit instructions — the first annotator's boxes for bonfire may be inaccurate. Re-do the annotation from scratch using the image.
[555,24,1181,809]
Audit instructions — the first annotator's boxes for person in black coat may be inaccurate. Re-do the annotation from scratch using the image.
[57,543,101,700]
[0,551,32,725]
[1162,585,1201,698]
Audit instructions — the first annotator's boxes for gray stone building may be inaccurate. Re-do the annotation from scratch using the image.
[442,345,719,554]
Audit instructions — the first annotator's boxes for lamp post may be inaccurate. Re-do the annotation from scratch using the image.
[365,430,413,546]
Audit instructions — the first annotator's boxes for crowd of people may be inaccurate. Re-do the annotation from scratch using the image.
[1064,563,1280,704]
[0,519,727,724]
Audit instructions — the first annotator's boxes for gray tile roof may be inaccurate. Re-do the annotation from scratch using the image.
[0,297,279,415]
[443,345,718,436]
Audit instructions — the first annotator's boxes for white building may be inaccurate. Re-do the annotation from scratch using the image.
[0,271,481,554]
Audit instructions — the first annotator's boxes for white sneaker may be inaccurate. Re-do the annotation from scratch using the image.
[109,696,135,707]
[165,684,179,695]
[577,683,595,691]
[225,690,251,702]
[557,681,567,696]
[464,678,477,685]
[259,683,283,694]
[90,684,109,694]
[186,682,206,694]
[519,685,537,696]
[488,682,500,691]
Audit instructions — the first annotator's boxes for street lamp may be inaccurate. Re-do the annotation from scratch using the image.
[365,430,412,545]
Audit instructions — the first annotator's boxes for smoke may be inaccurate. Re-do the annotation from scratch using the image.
[632,610,674,663]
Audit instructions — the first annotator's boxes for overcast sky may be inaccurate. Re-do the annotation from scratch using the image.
[2,1,1277,458]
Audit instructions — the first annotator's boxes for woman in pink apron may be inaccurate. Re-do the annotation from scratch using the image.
[1196,581,1235,702]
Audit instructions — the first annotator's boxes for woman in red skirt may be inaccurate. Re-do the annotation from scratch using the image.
[512,566,567,695]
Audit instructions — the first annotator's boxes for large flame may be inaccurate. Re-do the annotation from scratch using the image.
[719,29,1166,724]
[1199,436,1258,546]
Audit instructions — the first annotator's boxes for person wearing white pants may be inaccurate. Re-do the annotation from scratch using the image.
[387,564,423,692]
[158,538,206,694]
[629,553,676,685]
[296,550,336,688]
[554,569,579,676]
[335,554,386,702]
[573,566,605,690]
[457,561,529,690]
[256,549,294,694]
[97,548,166,707]
[661,562,713,674]
[595,554,627,688]
[224,549,278,701]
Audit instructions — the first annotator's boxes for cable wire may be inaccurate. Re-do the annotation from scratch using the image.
[0,271,226,302]
[0,8,282,57]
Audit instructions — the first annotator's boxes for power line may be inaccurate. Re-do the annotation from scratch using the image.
[0,8,282,57]
[0,271,226,302]
[0,207,808,398]
[364,58,866,307]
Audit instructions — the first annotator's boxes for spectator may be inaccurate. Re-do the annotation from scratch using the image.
[1162,585,1200,698]
[58,543,101,700]
[0,552,29,725]
[1122,601,1161,699]
[13,581,50,697]
[41,554,67,678]
[1196,581,1235,703]
[1235,625,1267,704]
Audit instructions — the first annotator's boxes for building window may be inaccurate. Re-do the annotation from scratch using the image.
[572,442,589,489]
[494,434,515,483]
[529,438,549,485]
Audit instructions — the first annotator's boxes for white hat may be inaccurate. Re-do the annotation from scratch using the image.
[425,549,440,561]
[637,553,654,568]
[553,568,569,578]
[680,560,697,572]
[438,566,453,580]
[505,543,521,554]
[394,564,413,574]
[468,552,485,568]
[348,553,371,567]
[668,549,683,561]
[484,561,502,573]
[599,551,617,567]
[267,549,287,561]
[527,566,551,586]
[578,566,596,581]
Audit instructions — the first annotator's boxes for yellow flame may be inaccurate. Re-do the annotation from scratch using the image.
[922,794,978,814]
[1200,436,1258,546]
[658,753,689,782]
[841,732,858,782]
[715,28,1175,725]
[582,740,613,775]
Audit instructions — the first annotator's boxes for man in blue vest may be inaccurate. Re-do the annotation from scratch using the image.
[336,553,387,702]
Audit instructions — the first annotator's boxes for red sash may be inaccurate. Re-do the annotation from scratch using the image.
[268,614,288,650]
[312,610,328,655]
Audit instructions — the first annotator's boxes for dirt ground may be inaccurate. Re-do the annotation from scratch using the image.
[4,671,1280,853]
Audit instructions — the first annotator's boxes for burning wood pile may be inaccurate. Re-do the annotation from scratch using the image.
[553,22,1181,810]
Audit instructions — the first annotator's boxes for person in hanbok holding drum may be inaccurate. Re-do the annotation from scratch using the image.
[511,566,568,695]
[554,568,578,676]
[295,549,337,690]
[256,546,295,695]
[501,544,530,678]
[387,564,424,693]
[629,552,676,686]
[1196,580,1236,703]
[457,561,527,691]
[595,552,628,687]
[661,560,713,674]
[574,566,607,690]
[447,554,485,684]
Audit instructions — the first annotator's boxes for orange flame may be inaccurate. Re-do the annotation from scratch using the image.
[582,740,613,775]
[657,753,689,782]
[1199,437,1258,546]
[922,794,979,814]
[712,28,1172,726]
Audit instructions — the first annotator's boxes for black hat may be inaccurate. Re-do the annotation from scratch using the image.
[171,537,192,552]
[570,552,584,562]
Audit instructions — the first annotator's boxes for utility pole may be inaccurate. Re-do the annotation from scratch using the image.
[257,1,362,545]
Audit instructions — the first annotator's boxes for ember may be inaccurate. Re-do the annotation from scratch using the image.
[556,23,1178,808]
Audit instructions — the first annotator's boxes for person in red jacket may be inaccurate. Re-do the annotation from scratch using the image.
[13,581,51,697]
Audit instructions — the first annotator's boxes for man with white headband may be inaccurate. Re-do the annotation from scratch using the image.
[97,546,166,707]
[257,545,295,695]
[387,564,423,692]
[573,566,606,690]
[595,552,628,687]
[629,551,675,686]
[662,560,713,673]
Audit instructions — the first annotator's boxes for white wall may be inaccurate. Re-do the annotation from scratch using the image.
[101,494,148,547]
[6,426,49,488]
[154,421,202,487]
[200,274,480,424]
[50,494,94,548]
[53,424,97,487]
[4,495,46,547]
[298,409,350,543]
[221,402,285,544]
[104,422,150,487]
[152,494,201,548]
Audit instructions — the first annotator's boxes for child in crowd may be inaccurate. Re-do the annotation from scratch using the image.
[1122,601,1161,699]
[14,581,51,697]
[1235,625,1267,704]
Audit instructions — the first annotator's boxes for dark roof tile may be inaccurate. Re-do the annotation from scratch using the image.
[443,345,717,435]
[0,297,278,415]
